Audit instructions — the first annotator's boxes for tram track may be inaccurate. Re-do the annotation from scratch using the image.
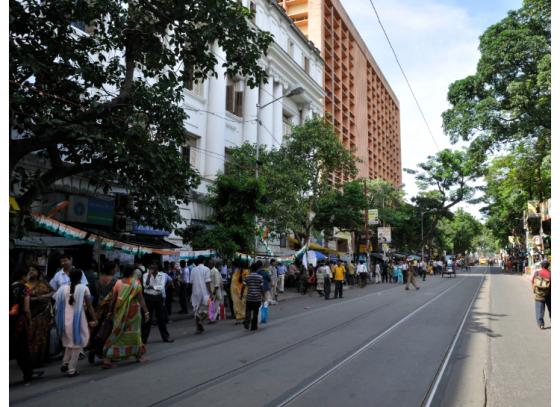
[148,278,466,407]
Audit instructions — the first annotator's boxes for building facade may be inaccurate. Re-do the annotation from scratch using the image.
[169,0,325,250]
[278,0,402,186]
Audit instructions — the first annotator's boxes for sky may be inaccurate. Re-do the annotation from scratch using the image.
[340,0,523,219]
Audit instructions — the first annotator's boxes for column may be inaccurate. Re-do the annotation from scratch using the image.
[242,81,258,144]
[204,44,226,180]
[272,82,283,147]
[258,79,274,149]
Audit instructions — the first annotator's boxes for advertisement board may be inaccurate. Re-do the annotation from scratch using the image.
[368,209,379,225]
[377,227,392,243]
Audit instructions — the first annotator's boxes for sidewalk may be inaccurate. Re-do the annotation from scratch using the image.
[437,271,550,406]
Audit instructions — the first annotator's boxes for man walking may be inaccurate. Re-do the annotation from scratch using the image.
[277,262,286,293]
[321,262,332,300]
[49,254,88,290]
[142,263,173,343]
[532,260,551,329]
[374,261,382,284]
[190,256,213,334]
[405,261,420,291]
[178,260,190,314]
[419,259,427,281]
[347,260,356,286]
[269,259,279,304]
[257,261,271,303]
[357,259,368,288]
[209,260,224,321]
[240,263,264,331]
[333,260,346,299]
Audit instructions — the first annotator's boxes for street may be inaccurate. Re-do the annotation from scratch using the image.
[10,266,550,407]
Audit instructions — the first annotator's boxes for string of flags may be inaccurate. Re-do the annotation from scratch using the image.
[31,213,179,256]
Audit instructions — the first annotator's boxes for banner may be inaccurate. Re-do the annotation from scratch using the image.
[377,227,392,243]
[527,200,540,218]
[31,213,179,256]
[368,209,379,225]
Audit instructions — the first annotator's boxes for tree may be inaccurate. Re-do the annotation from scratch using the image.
[183,174,265,259]
[204,118,358,251]
[269,118,357,247]
[314,179,368,244]
[435,209,482,255]
[9,0,273,234]
[442,0,550,195]
[479,144,549,246]
[406,148,478,252]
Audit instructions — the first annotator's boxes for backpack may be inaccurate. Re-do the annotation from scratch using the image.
[534,271,551,299]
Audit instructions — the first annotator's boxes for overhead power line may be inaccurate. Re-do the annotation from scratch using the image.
[366,0,440,151]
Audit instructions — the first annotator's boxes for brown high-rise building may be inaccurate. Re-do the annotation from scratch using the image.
[277,0,402,186]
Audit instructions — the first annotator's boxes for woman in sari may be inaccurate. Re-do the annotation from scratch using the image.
[230,261,249,323]
[88,261,117,364]
[54,269,97,377]
[102,266,149,368]
[25,265,54,367]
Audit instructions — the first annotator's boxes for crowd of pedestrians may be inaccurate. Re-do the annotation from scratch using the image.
[9,252,465,385]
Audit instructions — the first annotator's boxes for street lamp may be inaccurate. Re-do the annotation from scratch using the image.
[254,86,304,256]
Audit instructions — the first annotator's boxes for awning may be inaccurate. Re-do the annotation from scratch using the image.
[12,236,87,249]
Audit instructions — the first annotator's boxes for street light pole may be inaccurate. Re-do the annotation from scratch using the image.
[421,211,424,262]
[254,86,304,257]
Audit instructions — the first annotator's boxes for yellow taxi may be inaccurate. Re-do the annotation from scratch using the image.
[479,257,488,265]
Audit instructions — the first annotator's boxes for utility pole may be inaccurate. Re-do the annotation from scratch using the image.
[421,211,424,262]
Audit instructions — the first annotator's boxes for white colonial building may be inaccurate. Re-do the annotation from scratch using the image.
[168,0,325,252]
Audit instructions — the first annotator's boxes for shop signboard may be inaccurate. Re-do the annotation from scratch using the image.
[527,200,540,218]
[377,227,392,243]
[368,209,379,225]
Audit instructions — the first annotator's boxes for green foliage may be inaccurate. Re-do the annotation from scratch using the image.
[9,0,272,232]
[194,118,358,251]
[314,180,368,235]
[435,209,482,255]
[479,141,550,247]
[269,118,358,244]
[442,0,550,159]
[183,175,265,259]
[441,0,550,245]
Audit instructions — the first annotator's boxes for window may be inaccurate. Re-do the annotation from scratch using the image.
[226,78,244,117]
[184,67,204,97]
[224,148,233,175]
[283,113,292,137]
[181,134,198,169]
[304,56,310,74]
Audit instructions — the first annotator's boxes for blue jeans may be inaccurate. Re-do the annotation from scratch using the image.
[535,297,551,327]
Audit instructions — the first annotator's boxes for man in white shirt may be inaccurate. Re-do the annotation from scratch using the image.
[177,260,190,314]
[142,263,173,343]
[191,256,213,334]
[49,254,88,291]
[402,261,409,285]
[374,262,382,284]
[357,260,368,288]
[209,260,224,321]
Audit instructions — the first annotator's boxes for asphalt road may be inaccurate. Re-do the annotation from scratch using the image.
[10,266,549,407]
